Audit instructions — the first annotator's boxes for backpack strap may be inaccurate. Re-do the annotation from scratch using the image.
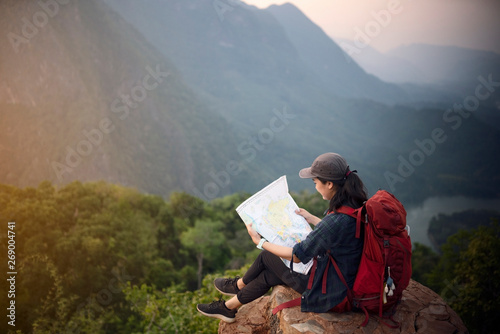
[327,252,353,304]
[336,206,363,239]
[272,297,301,315]
[273,254,355,316]
[272,256,318,315]
[307,257,318,290]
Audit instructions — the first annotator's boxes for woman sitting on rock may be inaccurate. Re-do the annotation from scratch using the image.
[197,152,367,322]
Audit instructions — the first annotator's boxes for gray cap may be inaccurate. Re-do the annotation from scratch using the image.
[299,153,349,181]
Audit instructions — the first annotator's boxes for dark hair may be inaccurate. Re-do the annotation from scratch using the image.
[318,173,368,213]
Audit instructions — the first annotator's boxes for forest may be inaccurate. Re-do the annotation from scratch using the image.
[0,181,498,334]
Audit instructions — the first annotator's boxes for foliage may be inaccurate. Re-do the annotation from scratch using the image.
[180,220,228,289]
[452,224,500,333]
[0,181,168,333]
[123,267,247,334]
[0,181,291,333]
[3,179,499,334]
[410,211,500,334]
[411,242,440,285]
[425,222,500,334]
[427,209,500,252]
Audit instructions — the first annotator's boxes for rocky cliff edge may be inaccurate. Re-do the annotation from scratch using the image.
[218,279,468,334]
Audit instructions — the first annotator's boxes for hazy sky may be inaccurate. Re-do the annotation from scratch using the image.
[242,0,500,53]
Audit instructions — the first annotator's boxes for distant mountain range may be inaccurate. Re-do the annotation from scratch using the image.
[1,0,499,204]
[265,3,408,104]
[336,38,500,84]
[335,38,500,127]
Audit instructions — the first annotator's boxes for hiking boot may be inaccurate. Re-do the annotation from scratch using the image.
[197,299,237,323]
[214,276,240,296]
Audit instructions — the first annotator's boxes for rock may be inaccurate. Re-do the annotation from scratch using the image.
[218,280,468,334]
[218,295,270,334]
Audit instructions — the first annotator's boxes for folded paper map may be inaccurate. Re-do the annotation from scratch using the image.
[236,175,313,275]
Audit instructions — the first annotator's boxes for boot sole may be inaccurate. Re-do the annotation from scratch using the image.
[214,279,237,296]
[197,305,236,323]
[214,286,237,296]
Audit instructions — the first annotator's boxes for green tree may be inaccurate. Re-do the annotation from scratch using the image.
[0,181,170,334]
[169,192,206,227]
[206,192,255,269]
[427,229,471,294]
[451,224,500,333]
[428,223,500,334]
[156,204,189,276]
[123,268,247,334]
[428,210,500,252]
[180,220,227,289]
[411,242,440,285]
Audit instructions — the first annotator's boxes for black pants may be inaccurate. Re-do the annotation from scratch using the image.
[237,250,309,304]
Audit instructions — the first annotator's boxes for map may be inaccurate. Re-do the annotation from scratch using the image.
[236,176,313,274]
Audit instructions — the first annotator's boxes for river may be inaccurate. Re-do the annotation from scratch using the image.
[405,196,500,251]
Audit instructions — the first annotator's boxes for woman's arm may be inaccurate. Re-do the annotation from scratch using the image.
[262,242,302,263]
[246,223,302,263]
[295,208,322,226]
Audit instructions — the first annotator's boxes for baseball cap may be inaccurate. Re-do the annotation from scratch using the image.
[299,153,350,181]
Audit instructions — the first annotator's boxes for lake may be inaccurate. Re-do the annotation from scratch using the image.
[405,196,500,251]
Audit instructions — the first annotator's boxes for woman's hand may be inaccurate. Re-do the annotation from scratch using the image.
[295,208,321,226]
[246,223,295,261]
[246,223,263,245]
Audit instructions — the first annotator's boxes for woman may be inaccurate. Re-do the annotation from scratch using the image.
[197,152,367,322]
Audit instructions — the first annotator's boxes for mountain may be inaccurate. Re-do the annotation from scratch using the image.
[1,0,500,204]
[265,3,408,104]
[387,44,500,85]
[333,38,424,84]
[332,41,500,91]
[0,0,244,196]
[329,40,500,126]
[100,0,500,201]
[388,44,500,127]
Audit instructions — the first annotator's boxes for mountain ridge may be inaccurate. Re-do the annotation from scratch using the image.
[266,2,409,105]
[0,0,245,196]
[1,0,500,204]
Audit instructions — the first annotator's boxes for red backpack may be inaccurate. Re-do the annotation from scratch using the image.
[273,190,412,328]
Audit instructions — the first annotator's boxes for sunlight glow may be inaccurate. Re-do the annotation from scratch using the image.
[242,0,500,53]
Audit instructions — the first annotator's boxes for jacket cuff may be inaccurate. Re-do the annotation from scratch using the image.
[293,243,311,264]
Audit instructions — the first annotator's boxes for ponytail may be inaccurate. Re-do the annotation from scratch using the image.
[318,172,368,213]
